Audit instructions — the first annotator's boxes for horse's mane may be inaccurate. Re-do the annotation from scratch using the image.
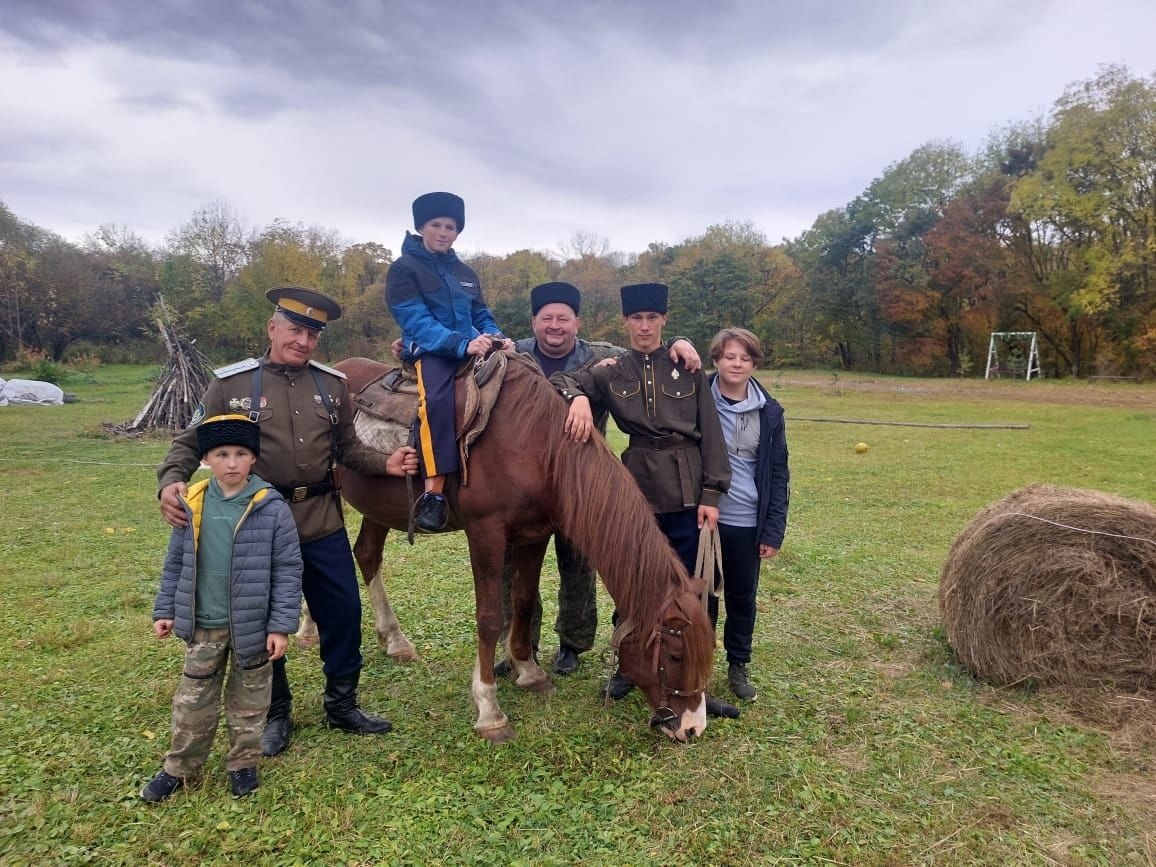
[500,356,713,682]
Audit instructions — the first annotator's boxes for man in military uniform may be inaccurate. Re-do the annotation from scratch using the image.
[554,282,737,716]
[158,286,419,756]
[497,281,703,676]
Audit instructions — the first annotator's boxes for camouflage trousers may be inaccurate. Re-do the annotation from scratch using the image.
[499,534,598,654]
[163,627,271,777]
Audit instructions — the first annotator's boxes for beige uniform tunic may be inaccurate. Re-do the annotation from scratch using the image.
[157,355,387,543]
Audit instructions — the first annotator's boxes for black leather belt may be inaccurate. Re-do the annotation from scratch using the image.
[629,433,690,450]
[275,481,334,503]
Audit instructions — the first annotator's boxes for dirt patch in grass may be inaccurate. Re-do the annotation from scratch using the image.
[765,371,1156,408]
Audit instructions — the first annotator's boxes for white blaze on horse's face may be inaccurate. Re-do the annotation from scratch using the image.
[671,697,707,742]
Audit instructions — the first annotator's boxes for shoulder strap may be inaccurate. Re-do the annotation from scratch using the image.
[249,361,263,424]
[216,357,260,378]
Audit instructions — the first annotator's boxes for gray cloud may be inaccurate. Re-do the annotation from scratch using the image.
[2,0,1154,255]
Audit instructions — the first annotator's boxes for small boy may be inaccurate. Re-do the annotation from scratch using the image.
[142,414,303,802]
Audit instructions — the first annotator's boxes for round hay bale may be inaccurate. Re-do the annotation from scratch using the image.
[939,484,1156,691]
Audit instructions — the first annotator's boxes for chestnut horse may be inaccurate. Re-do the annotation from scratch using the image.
[334,353,714,743]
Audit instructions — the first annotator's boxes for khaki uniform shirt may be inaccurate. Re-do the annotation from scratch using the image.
[157,355,387,543]
[555,349,731,513]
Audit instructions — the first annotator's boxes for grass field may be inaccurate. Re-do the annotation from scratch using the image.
[1,365,1155,865]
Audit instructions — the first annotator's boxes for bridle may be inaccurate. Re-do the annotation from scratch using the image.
[607,600,708,734]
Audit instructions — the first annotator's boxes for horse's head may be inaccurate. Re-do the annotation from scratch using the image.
[615,584,713,742]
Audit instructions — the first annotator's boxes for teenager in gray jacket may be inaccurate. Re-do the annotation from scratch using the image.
[142,415,302,803]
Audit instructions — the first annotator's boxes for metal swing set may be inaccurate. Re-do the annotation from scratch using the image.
[984,331,1042,380]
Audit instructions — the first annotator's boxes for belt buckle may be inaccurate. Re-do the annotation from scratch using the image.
[291,486,308,503]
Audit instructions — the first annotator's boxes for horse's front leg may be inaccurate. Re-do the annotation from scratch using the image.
[467,525,516,744]
[507,540,554,695]
[353,517,418,662]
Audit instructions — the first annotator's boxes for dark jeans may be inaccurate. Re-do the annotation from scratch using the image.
[707,523,761,665]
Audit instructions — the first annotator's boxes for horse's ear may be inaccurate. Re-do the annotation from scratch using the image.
[685,577,709,599]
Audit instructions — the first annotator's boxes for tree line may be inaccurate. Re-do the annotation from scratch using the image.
[2,65,1154,378]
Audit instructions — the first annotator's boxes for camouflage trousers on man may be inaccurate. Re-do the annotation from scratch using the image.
[499,534,598,654]
[163,627,271,778]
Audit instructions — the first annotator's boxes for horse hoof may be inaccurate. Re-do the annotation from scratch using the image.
[387,646,420,663]
[383,638,419,662]
[477,725,516,745]
[524,679,556,697]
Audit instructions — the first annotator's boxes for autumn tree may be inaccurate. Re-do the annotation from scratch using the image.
[164,200,251,311]
[1008,66,1156,375]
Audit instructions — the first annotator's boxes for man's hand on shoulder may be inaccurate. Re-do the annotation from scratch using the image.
[159,482,189,528]
[670,339,701,373]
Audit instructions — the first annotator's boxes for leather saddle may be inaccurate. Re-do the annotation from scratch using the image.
[351,350,508,485]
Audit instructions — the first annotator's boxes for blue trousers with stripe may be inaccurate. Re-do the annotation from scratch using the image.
[269,528,363,712]
[416,354,459,477]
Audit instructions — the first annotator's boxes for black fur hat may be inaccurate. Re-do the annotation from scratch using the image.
[530,281,581,315]
[620,283,669,315]
[412,192,465,232]
[197,414,261,458]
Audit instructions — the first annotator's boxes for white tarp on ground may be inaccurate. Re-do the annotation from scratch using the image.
[0,377,65,406]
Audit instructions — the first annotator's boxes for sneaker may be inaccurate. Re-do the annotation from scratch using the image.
[140,770,184,803]
[228,767,260,798]
[413,492,448,533]
[728,662,758,701]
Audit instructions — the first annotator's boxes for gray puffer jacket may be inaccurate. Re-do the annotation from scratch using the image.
[153,477,303,666]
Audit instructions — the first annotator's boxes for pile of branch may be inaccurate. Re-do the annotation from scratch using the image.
[110,298,213,436]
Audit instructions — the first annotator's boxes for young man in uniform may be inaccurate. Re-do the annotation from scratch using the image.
[554,283,739,717]
[157,286,419,756]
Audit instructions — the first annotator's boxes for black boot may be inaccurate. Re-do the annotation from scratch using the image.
[601,668,634,701]
[413,491,448,533]
[552,645,580,676]
[324,670,392,734]
[706,693,741,719]
[261,658,293,757]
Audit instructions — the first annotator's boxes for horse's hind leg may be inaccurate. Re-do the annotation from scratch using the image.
[297,601,319,649]
[354,517,419,663]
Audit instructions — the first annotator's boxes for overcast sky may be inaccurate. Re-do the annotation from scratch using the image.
[2,0,1154,259]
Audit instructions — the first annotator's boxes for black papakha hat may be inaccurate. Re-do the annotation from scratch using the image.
[265,285,342,330]
[530,281,581,316]
[197,413,261,458]
[413,192,466,232]
[620,282,669,315]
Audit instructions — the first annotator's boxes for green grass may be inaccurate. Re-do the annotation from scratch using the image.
[2,365,1156,864]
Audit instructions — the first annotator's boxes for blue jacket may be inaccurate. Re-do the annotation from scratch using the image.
[710,373,790,549]
[386,233,501,360]
[153,477,303,666]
